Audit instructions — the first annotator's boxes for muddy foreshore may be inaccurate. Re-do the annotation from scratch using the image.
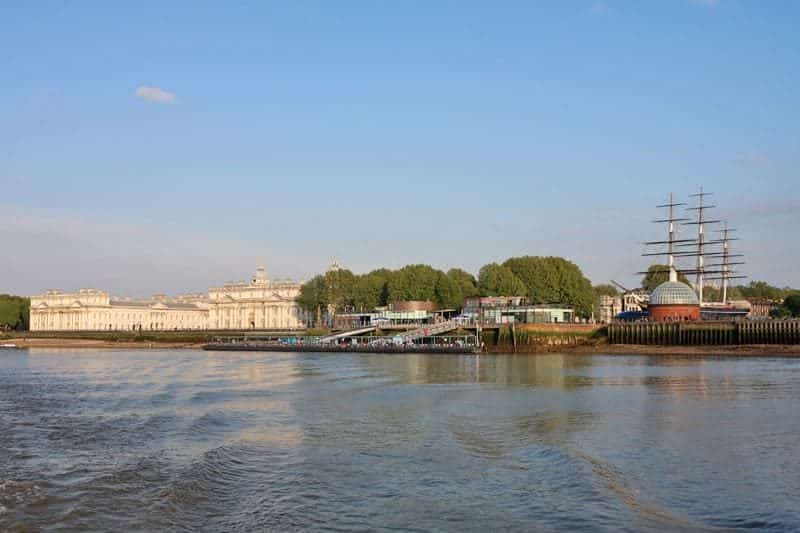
[4,337,800,356]
[3,338,205,349]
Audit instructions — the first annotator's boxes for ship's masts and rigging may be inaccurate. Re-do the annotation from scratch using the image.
[640,190,746,306]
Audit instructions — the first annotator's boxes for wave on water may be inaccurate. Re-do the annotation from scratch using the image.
[0,479,49,529]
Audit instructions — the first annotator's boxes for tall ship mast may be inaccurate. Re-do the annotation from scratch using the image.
[641,192,692,282]
[705,223,747,304]
[680,187,720,305]
[639,190,748,321]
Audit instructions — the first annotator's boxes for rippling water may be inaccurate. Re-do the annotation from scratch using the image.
[1,350,799,531]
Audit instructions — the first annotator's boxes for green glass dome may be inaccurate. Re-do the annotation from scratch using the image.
[649,281,699,306]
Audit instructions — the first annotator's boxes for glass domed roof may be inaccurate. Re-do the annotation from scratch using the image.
[649,281,699,306]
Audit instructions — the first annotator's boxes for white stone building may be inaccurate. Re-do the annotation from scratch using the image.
[207,266,308,330]
[29,266,309,332]
[598,295,623,323]
[29,289,208,332]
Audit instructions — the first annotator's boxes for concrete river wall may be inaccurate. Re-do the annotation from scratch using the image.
[608,320,800,346]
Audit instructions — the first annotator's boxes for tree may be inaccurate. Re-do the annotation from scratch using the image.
[297,275,327,314]
[734,281,792,301]
[323,268,357,312]
[641,264,690,293]
[352,269,393,311]
[784,293,800,317]
[0,295,30,331]
[447,268,480,299]
[703,285,722,302]
[387,264,442,303]
[478,263,527,297]
[435,273,463,309]
[770,306,792,319]
[593,284,619,298]
[502,256,596,317]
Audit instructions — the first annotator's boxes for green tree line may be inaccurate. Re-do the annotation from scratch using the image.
[298,256,598,319]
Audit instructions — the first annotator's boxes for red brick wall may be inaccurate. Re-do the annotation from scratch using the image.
[389,301,438,312]
[649,304,701,322]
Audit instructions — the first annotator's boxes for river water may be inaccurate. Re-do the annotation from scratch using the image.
[1,349,799,532]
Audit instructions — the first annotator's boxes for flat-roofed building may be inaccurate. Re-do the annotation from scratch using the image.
[462,296,575,324]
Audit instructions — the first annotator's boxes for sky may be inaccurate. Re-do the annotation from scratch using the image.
[1,0,799,297]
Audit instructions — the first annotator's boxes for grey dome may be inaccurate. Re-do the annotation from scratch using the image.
[649,281,699,306]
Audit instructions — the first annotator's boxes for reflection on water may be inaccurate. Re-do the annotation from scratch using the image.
[1,350,799,531]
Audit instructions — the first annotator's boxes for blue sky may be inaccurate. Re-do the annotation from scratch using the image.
[1,0,799,296]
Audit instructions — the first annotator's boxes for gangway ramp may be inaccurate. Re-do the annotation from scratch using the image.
[319,326,376,344]
[394,321,460,343]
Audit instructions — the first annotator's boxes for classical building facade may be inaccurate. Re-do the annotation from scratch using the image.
[207,266,308,330]
[29,289,208,331]
[29,266,309,331]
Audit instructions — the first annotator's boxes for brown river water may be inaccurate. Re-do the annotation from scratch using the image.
[1,349,799,531]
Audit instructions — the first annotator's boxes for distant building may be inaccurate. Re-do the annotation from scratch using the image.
[29,288,208,331]
[622,289,649,312]
[462,297,574,324]
[207,265,307,330]
[333,300,456,329]
[30,266,309,331]
[747,299,781,318]
[599,295,623,323]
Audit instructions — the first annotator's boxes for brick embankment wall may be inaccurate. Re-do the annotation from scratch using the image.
[515,323,601,334]
[484,324,606,351]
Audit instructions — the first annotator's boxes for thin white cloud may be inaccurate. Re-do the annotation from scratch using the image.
[135,85,176,104]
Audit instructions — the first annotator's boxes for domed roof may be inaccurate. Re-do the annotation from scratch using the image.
[649,281,699,306]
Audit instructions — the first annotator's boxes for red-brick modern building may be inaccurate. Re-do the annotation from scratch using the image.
[648,281,701,321]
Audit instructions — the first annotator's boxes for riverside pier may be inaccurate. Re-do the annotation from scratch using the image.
[203,320,481,353]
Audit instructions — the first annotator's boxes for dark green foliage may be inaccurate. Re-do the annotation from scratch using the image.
[593,284,618,297]
[297,269,358,313]
[689,281,797,304]
[386,264,441,303]
[323,268,357,311]
[732,281,795,301]
[352,269,392,311]
[502,256,595,317]
[297,275,327,313]
[641,264,690,292]
[300,264,470,312]
[477,263,527,297]
[769,306,792,319]
[434,274,463,309]
[0,295,29,330]
[784,293,800,317]
[447,268,480,299]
